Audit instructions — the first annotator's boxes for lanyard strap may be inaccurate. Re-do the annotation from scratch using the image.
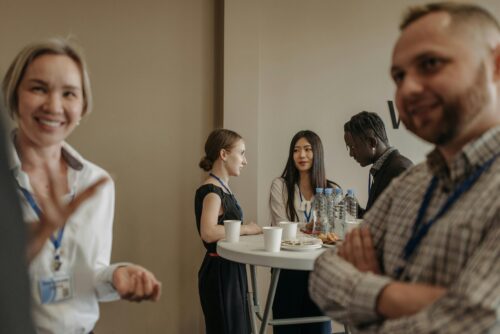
[299,190,313,223]
[395,153,499,277]
[18,185,65,251]
[368,173,373,195]
[209,172,232,194]
[209,172,244,220]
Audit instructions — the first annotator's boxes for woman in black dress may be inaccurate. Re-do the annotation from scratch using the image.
[195,129,262,334]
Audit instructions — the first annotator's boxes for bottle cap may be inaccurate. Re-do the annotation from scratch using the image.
[347,189,355,196]
[324,188,333,195]
[315,188,324,194]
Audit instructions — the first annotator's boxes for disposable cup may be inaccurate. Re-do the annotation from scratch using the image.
[263,226,283,252]
[224,220,241,243]
[344,218,363,234]
[278,222,298,241]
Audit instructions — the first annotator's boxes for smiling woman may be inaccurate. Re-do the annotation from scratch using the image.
[1,38,161,333]
[16,54,84,148]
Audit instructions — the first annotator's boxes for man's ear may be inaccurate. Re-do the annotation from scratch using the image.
[368,136,378,150]
[493,43,500,82]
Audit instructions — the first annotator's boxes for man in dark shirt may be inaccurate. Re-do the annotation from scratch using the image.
[344,111,413,216]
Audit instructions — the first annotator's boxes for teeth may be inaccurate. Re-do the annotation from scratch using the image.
[39,119,62,128]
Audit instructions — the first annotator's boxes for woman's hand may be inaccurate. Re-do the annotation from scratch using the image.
[242,222,262,235]
[27,166,108,262]
[113,265,162,302]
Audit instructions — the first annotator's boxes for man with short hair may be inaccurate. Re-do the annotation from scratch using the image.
[344,111,413,216]
[310,3,500,333]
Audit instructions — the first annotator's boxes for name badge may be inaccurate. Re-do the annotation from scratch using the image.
[38,275,73,304]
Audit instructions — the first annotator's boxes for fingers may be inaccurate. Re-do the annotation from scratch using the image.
[337,227,380,274]
[44,163,65,207]
[350,228,365,268]
[67,177,108,214]
[151,281,162,302]
[343,231,355,264]
[360,227,380,274]
[116,266,161,303]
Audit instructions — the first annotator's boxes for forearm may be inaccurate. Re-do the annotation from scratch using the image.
[200,224,226,243]
[26,223,55,263]
[377,282,446,319]
[309,250,391,325]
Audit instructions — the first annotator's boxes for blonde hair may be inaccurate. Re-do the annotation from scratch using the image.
[2,37,92,119]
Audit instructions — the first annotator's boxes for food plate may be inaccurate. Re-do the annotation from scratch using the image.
[299,228,319,235]
[322,243,337,249]
[281,239,322,251]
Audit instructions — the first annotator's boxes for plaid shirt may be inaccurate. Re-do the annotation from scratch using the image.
[310,126,500,333]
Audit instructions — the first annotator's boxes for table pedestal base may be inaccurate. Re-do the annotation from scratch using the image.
[247,265,348,334]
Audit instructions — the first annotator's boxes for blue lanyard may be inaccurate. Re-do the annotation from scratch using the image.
[18,185,66,258]
[395,153,499,278]
[209,172,244,220]
[299,190,313,223]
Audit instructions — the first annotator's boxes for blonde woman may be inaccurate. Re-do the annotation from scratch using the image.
[2,38,161,333]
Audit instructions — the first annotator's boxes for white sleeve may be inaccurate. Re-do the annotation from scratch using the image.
[269,178,289,225]
[89,178,121,301]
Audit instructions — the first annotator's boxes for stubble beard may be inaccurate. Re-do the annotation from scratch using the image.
[404,63,489,146]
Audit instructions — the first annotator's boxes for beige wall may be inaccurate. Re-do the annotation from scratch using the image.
[0,0,214,333]
[224,1,500,332]
[4,1,500,333]
[224,0,500,225]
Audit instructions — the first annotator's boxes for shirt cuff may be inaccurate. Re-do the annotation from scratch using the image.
[349,273,392,324]
[95,262,131,302]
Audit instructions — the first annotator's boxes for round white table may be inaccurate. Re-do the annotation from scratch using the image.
[217,234,338,334]
[217,234,326,270]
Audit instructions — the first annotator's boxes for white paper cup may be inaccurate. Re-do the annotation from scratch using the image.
[224,220,241,243]
[263,226,283,252]
[344,218,363,234]
[278,222,298,241]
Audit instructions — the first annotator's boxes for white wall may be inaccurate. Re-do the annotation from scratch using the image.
[224,0,500,224]
[224,2,500,332]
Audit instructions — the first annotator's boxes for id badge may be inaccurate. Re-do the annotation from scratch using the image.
[38,274,73,304]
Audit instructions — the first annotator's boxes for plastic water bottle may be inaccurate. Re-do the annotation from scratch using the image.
[334,189,346,238]
[324,188,335,231]
[345,189,358,222]
[312,188,328,234]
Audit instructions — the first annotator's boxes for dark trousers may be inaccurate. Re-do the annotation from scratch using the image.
[272,269,331,334]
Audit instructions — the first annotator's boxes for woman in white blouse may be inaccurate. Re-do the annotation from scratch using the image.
[269,130,340,334]
[2,38,161,333]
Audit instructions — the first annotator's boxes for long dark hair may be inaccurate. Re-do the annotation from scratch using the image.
[280,130,328,221]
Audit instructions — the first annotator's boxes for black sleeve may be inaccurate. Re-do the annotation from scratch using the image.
[0,114,36,334]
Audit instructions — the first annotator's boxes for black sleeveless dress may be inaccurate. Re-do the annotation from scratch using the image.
[194,184,251,334]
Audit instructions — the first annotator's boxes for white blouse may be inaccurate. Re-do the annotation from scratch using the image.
[9,139,121,334]
[269,177,314,225]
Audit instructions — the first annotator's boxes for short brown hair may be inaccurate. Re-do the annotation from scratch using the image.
[400,2,500,32]
[199,129,243,171]
[2,37,92,119]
